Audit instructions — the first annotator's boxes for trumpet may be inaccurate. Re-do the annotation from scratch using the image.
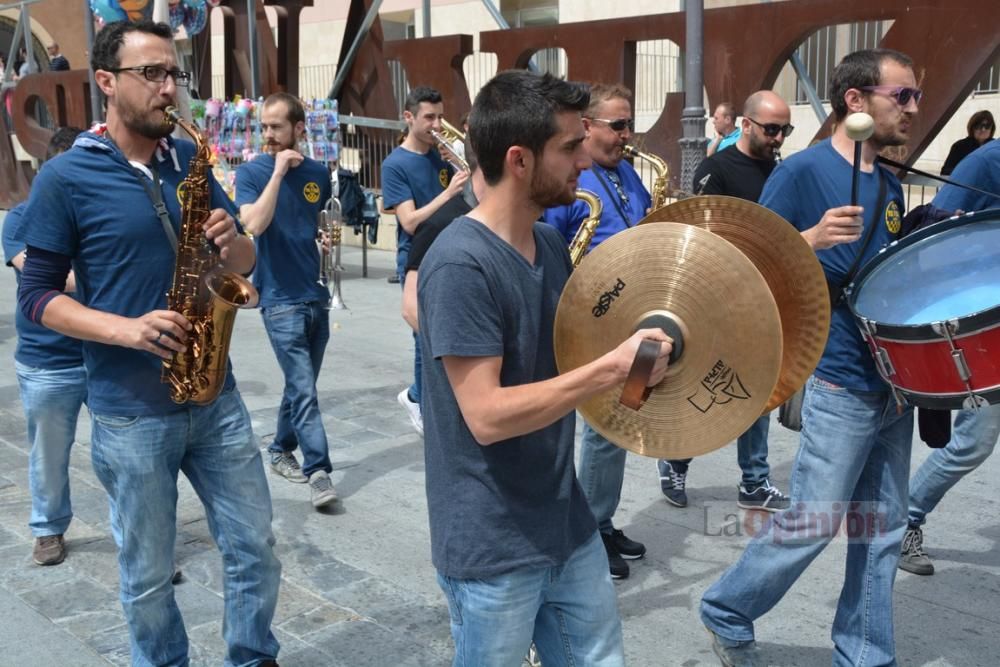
[318,169,347,310]
[431,128,469,173]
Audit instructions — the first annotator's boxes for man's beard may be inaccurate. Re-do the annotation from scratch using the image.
[529,166,575,208]
[748,132,779,161]
[119,101,173,140]
[266,138,296,155]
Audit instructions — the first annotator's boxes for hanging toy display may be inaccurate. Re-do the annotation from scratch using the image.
[91,0,213,35]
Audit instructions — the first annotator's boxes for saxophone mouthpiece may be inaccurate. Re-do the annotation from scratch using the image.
[163,106,180,129]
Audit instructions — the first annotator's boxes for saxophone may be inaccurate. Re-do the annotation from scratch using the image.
[161,106,259,405]
[568,189,603,268]
[623,145,669,211]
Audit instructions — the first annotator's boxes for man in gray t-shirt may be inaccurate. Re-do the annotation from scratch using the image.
[418,70,671,666]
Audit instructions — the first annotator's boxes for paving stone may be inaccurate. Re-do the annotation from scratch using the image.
[19,577,118,623]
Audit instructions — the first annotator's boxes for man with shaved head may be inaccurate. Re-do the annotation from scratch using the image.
[658,90,794,514]
[691,90,793,198]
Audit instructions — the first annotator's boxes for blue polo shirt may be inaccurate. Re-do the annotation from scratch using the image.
[2,203,84,369]
[933,139,1000,213]
[543,160,652,251]
[235,154,331,307]
[759,139,904,392]
[19,131,240,416]
[717,127,742,152]
[380,145,452,252]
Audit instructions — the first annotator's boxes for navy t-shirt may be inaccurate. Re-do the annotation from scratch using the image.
[235,154,331,307]
[2,203,84,369]
[418,218,596,579]
[759,139,904,392]
[20,131,240,416]
[380,145,452,253]
[934,139,1000,213]
[544,161,652,251]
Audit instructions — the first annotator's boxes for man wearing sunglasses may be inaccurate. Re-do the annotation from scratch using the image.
[16,21,280,666]
[701,49,918,667]
[544,83,653,580]
[658,91,793,514]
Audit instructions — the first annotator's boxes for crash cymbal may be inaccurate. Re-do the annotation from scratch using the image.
[639,195,830,410]
[554,223,782,460]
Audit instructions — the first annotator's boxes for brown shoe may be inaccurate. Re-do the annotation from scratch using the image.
[33,534,66,566]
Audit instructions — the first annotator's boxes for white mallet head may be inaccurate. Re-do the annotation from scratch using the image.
[845,112,875,142]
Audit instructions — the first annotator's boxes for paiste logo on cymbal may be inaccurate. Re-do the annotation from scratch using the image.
[591,278,626,317]
[687,359,751,413]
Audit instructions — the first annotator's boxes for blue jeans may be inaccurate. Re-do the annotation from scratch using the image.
[436,531,624,667]
[578,423,626,534]
[667,413,771,487]
[399,270,422,404]
[261,301,332,477]
[89,388,281,667]
[701,376,913,667]
[908,403,1000,527]
[15,361,87,537]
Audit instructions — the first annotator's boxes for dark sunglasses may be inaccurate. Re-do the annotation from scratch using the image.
[859,85,923,106]
[109,65,191,87]
[591,117,635,133]
[746,117,794,138]
[974,123,995,132]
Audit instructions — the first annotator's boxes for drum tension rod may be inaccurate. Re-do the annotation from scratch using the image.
[860,318,905,408]
[931,319,985,410]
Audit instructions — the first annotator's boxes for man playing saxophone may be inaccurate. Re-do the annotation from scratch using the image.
[16,20,281,666]
[543,82,653,580]
[236,92,338,509]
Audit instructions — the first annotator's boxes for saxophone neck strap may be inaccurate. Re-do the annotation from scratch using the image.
[107,130,178,253]
[592,166,633,228]
[135,160,179,254]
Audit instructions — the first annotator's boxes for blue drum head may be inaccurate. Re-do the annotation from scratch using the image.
[852,214,1000,326]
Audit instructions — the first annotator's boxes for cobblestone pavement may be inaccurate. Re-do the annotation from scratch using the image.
[0,229,997,666]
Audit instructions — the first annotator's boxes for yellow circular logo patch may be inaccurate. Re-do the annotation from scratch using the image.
[439,168,449,189]
[303,182,321,204]
[885,200,902,235]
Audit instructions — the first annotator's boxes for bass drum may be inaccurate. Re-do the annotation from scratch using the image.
[846,209,1000,409]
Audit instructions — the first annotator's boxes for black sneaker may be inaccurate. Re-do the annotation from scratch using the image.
[737,480,790,513]
[609,528,646,560]
[657,459,688,507]
[600,532,630,579]
[899,525,934,575]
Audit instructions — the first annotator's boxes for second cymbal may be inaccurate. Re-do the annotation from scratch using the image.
[639,195,830,410]
[554,223,782,460]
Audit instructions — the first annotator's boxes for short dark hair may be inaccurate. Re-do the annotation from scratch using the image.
[46,126,84,161]
[829,48,914,120]
[263,92,305,127]
[404,86,443,115]
[967,109,995,137]
[469,71,589,186]
[91,20,174,73]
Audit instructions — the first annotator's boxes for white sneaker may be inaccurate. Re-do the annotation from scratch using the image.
[397,388,424,436]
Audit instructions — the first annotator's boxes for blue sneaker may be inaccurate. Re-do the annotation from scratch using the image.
[657,459,688,507]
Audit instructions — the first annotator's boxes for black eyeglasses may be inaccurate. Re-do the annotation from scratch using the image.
[746,117,794,138]
[109,65,191,87]
[859,85,923,106]
[591,117,635,133]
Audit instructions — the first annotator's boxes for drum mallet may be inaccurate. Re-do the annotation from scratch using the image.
[845,112,875,206]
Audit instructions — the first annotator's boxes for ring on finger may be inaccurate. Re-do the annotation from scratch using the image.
[155,331,163,344]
